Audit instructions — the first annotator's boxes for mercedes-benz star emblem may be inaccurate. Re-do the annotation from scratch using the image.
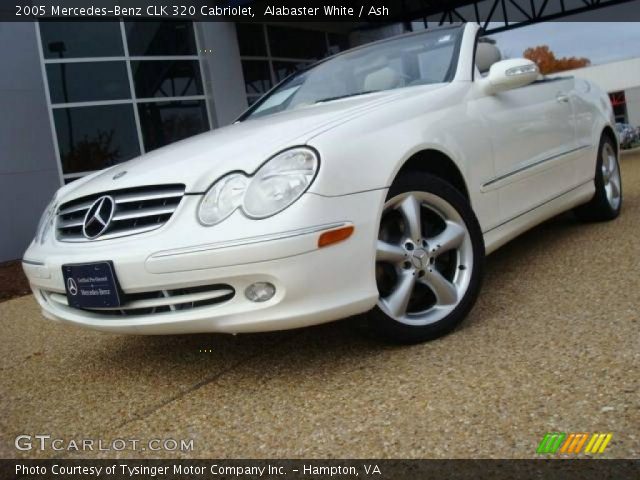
[112,170,127,180]
[82,195,115,239]
[67,278,78,296]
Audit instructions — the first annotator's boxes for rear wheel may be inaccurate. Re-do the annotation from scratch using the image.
[574,135,622,222]
[369,172,484,344]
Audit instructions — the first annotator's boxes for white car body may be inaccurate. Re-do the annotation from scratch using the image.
[23,23,616,335]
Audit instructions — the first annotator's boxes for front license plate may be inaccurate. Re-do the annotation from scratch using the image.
[62,261,122,308]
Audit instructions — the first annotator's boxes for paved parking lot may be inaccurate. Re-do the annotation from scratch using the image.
[1,154,638,459]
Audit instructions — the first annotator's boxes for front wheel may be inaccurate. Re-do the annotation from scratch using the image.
[368,172,484,344]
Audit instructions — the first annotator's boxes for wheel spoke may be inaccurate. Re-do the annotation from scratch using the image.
[384,272,416,317]
[420,269,458,306]
[609,153,617,173]
[399,194,423,241]
[610,175,621,199]
[376,240,405,264]
[428,220,465,255]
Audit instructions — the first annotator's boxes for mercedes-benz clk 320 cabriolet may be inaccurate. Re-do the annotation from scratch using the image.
[23,23,622,343]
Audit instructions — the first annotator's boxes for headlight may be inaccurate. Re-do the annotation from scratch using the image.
[198,173,248,226]
[35,196,58,244]
[197,147,319,226]
[243,148,318,218]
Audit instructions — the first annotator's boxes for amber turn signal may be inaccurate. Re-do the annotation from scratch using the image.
[318,225,354,248]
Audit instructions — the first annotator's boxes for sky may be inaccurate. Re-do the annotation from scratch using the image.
[488,22,640,66]
[411,2,640,67]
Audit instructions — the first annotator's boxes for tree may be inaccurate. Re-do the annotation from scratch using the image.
[523,45,590,74]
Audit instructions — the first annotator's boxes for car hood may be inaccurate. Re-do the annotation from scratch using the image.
[58,84,447,202]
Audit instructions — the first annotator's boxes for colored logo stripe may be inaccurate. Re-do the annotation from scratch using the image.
[584,433,613,454]
[560,433,589,454]
[537,432,613,455]
[537,432,566,454]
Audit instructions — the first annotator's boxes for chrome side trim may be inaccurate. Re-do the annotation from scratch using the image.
[151,222,349,259]
[482,144,591,189]
[22,258,45,266]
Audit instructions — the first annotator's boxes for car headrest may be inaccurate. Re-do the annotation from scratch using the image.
[363,67,401,92]
[476,42,502,74]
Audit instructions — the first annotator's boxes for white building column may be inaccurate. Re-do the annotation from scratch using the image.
[195,22,248,128]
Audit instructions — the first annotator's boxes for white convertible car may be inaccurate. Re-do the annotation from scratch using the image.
[23,23,621,343]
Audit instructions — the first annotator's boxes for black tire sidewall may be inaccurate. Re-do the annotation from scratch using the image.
[370,172,485,344]
[575,134,622,222]
[594,136,622,217]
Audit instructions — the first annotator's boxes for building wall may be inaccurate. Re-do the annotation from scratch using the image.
[0,22,60,262]
[624,86,640,126]
[567,57,640,126]
[568,57,640,93]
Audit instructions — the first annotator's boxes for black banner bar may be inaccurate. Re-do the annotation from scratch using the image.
[3,0,640,22]
[2,459,639,480]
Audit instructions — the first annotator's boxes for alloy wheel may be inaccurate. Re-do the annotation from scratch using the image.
[376,191,473,326]
[602,142,621,211]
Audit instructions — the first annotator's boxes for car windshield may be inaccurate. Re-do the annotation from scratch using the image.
[241,26,464,120]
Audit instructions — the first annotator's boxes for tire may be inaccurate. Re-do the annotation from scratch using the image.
[574,134,622,222]
[368,172,484,344]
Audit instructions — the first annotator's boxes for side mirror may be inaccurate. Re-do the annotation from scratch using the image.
[480,58,539,95]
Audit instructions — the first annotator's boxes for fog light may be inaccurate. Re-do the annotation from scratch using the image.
[245,282,276,302]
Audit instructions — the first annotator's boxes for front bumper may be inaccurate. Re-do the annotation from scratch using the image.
[22,190,386,334]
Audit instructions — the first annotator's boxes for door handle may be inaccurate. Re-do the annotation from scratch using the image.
[556,93,570,103]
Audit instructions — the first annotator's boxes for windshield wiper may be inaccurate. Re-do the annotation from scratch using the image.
[314,90,380,104]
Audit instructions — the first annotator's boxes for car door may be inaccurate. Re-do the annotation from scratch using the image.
[474,77,578,226]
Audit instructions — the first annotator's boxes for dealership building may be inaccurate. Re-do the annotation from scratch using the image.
[1,18,639,262]
[565,57,640,125]
[0,20,363,261]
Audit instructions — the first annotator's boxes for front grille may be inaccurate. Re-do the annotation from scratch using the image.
[42,284,235,317]
[56,184,185,242]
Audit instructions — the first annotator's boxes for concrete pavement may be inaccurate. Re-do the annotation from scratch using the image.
[1,155,638,459]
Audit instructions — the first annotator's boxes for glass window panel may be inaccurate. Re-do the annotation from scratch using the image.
[53,105,140,174]
[40,21,123,59]
[328,33,349,54]
[235,23,267,56]
[46,62,130,104]
[125,21,197,56]
[131,60,203,98]
[241,60,272,95]
[138,100,209,151]
[267,26,327,60]
[272,61,310,83]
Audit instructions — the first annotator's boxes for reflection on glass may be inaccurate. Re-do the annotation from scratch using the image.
[235,23,267,56]
[241,60,272,94]
[132,60,203,98]
[267,26,327,60]
[272,61,310,83]
[138,100,209,151]
[54,105,140,174]
[40,21,124,59]
[328,33,349,54]
[46,62,130,104]
[125,21,196,56]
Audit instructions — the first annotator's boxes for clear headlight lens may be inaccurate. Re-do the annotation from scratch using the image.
[36,196,58,244]
[243,148,318,218]
[198,173,248,226]
[197,147,319,226]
